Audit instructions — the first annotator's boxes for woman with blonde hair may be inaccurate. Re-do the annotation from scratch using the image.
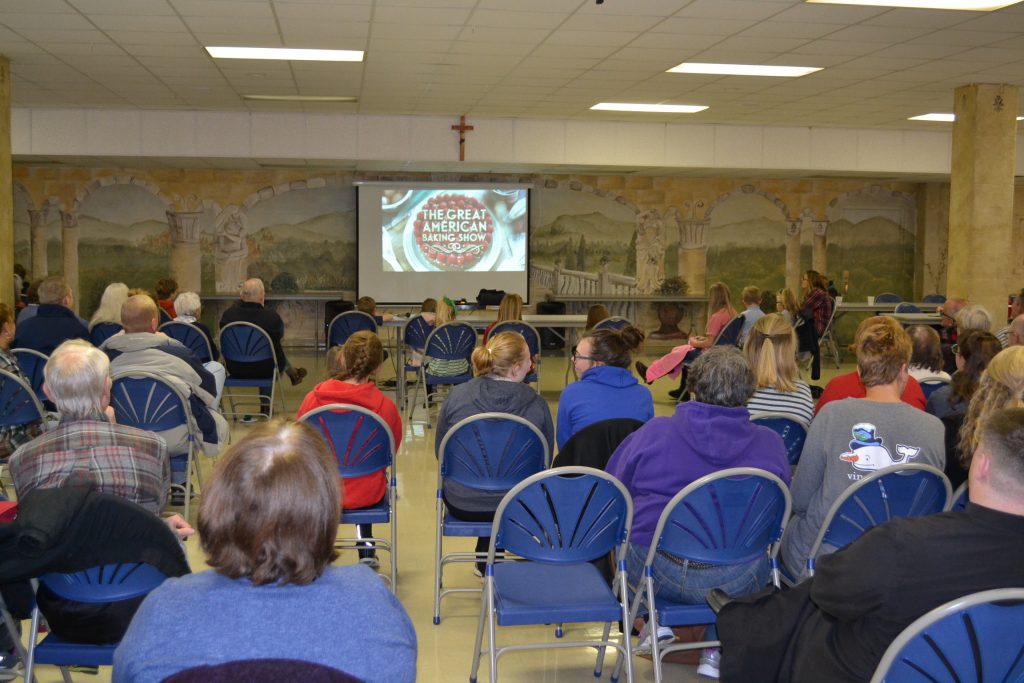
[775,288,799,327]
[296,330,402,567]
[483,293,523,342]
[946,345,1024,488]
[743,313,814,428]
[113,420,416,682]
[89,282,129,328]
[426,296,469,380]
[434,331,554,575]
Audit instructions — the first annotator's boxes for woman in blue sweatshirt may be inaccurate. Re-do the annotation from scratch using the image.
[557,325,654,450]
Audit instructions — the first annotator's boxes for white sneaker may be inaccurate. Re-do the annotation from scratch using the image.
[635,624,675,654]
[697,647,721,679]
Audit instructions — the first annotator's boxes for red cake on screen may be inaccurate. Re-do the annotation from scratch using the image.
[413,193,495,271]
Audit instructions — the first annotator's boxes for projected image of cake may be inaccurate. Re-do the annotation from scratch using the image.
[404,193,500,272]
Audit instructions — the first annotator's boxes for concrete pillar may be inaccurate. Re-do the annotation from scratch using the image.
[27,209,48,280]
[786,221,801,294]
[167,210,202,292]
[947,83,1018,319]
[677,218,708,294]
[0,56,12,306]
[60,211,79,311]
[915,183,950,298]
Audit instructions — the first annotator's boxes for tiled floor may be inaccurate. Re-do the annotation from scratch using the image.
[24,343,855,683]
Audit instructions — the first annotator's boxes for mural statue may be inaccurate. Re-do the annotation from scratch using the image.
[634,208,666,294]
[215,206,249,293]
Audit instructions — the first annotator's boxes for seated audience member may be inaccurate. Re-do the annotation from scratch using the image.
[1002,313,1024,348]
[906,324,951,384]
[12,263,26,305]
[172,290,220,361]
[0,303,42,458]
[482,293,523,342]
[15,280,40,323]
[815,316,927,413]
[606,347,790,659]
[219,279,307,410]
[944,345,1024,489]
[635,282,737,399]
[434,332,554,575]
[8,340,169,514]
[325,344,345,378]
[296,331,401,567]
[356,295,394,325]
[779,319,945,580]
[13,276,89,354]
[956,303,993,335]
[775,288,799,327]
[714,407,1024,683]
[926,330,1000,420]
[743,313,814,428]
[425,296,469,379]
[407,298,437,368]
[938,297,968,374]
[585,303,611,330]
[996,289,1024,347]
[89,282,130,329]
[103,295,228,457]
[155,278,178,320]
[736,286,765,347]
[557,325,653,450]
[112,421,417,683]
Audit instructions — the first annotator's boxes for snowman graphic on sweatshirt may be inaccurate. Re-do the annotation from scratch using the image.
[837,422,921,472]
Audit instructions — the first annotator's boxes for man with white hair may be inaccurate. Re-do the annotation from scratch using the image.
[219,278,307,415]
[8,340,169,514]
[12,276,89,354]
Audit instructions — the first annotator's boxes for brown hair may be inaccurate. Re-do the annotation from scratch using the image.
[421,298,437,314]
[803,270,828,294]
[38,276,71,305]
[155,278,178,300]
[325,345,345,379]
[741,286,762,306]
[959,347,1024,469]
[0,303,14,327]
[580,325,645,368]
[336,331,383,381]
[856,318,912,387]
[908,325,944,373]
[356,296,376,315]
[949,330,1002,407]
[120,294,160,332]
[496,293,523,323]
[743,313,798,392]
[472,331,528,378]
[707,282,737,324]
[198,420,340,586]
[585,304,610,330]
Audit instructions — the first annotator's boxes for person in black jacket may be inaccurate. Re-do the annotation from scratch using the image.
[12,276,88,354]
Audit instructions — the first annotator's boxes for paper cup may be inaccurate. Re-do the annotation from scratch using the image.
[835,296,843,305]
[867,296,876,305]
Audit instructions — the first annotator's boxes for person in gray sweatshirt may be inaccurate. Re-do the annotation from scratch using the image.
[780,317,945,580]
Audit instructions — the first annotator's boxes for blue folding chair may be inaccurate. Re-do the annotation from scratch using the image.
[946,481,969,512]
[328,311,378,348]
[0,367,48,494]
[399,314,434,411]
[409,321,477,426]
[875,293,903,304]
[894,302,920,314]
[13,347,48,406]
[471,467,635,683]
[818,300,842,368]
[611,467,791,683]
[489,322,541,388]
[794,464,951,582]
[713,316,745,348]
[300,403,398,590]
[25,562,170,682]
[594,317,633,331]
[160,321,214,364]
[433,413,549,625]
[220,322,282,420]
[111,372,202,519]
[89,321,123,347]
[922,294,946,304]
[870,588,1024,683]
[919,378,949,399]
[751,414,808,467]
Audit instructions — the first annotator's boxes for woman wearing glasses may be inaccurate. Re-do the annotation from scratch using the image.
[557,325,654,450]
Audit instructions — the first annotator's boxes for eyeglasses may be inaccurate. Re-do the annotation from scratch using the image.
[952,343,959,356]
[570,346,596,362]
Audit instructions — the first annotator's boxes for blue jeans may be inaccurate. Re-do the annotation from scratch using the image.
[626,543,770,607]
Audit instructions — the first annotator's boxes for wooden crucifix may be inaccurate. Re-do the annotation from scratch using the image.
[451,115,474,161]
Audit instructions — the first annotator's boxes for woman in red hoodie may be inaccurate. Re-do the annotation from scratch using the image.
[297,331,402,567]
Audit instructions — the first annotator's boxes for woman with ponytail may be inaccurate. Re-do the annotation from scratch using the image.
[743,313,814,428]
[296,330,402,567]
[558,325,654,449]
[434,331,554,575]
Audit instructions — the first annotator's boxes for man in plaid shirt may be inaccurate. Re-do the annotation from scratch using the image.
[8,340,169,514]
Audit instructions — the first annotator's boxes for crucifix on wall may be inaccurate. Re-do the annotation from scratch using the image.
[451,115,474,161]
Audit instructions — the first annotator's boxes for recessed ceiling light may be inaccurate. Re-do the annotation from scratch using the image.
[207,47,364,62]
[668,62,821,77]
[243,95,358,102]
[807,0,1024,10]
[591,102,708,113]
[909,113,1024,121]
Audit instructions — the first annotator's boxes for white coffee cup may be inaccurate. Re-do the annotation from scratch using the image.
[867,296,876,305]
[835,296,844,305]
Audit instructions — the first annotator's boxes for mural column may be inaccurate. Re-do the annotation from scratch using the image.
[0,56,12,306]
[677,216,708,294]
[60,211,79,311]
[807,214,829,275]
[167,210,202,293]
[786,221,801,293]
[214,208,248,293]
[27,209,48,281]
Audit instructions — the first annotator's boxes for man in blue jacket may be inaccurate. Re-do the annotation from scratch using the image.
[13,276,88,354]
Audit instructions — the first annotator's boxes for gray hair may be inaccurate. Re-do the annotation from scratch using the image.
[44,340,109,419]
[174,291,202,317]
[686,346,756,408]
[957,304,993,334]
[240,278,264,302]
[1010,314,1024,345]
[38,276,71,305]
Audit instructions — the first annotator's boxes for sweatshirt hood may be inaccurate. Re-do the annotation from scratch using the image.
[673,401,761,466]
[103,332,178,354]
[580,365,641,389]
[464,377,540,413]
[308,379,388,413]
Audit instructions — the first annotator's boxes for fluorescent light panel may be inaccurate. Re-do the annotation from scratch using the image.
[207,46,364,62]
[909,113,1024,121]
[244,95,357,102]
[668,62,821,77]
[807,0,1023,10]
[591,102,708,113]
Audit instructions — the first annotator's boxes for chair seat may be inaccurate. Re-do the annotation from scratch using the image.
[33,635,117,666]
[443,512,494,537]
[425,372,472,386]
[654,598,715,628]
[224,377,273,388]
[493,561,622,626]
[341,498,391,525]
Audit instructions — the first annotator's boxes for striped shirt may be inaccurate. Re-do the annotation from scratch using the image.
[746,383,815,428]
[9,417,169,514]
[997,326,1010,348]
